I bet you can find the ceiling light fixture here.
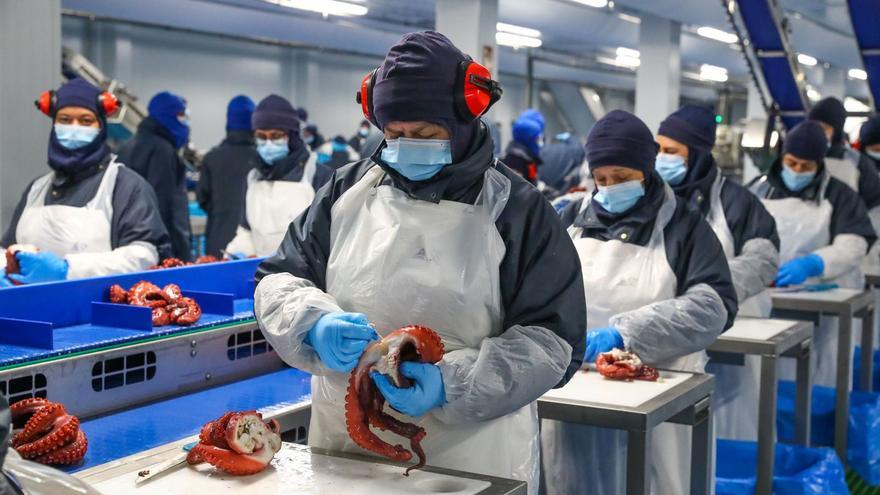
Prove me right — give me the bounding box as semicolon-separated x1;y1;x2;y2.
848;68;868;80
496;22;541;38
495;32;543;49
264;0;367;16
696;26;738;44
699;64;728;82
568;0;609;8
617;13;641;24
797;53;817;67
597;55;639;69
615;47;640;59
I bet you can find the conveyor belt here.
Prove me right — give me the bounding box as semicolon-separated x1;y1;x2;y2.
70;368;311;472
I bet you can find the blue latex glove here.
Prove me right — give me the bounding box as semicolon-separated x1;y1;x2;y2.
775;254;824;287
227;251;247;260
584;327;624;363
305;312;379;372
371;361;446;417
7;251;68;284
0;269;13;288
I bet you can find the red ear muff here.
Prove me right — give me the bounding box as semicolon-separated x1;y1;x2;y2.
455;60;502;121
98;92;120;117
356;68;380;128
35;90;56;116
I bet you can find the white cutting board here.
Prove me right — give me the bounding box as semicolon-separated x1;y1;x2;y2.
770;288;861;302
723;318;799;342
543;368;692;408
93;443;492;495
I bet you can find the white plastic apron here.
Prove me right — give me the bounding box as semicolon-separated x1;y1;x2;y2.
16;160;119;257
705;174;764;442
542;185;705;495
245;156;316;256
315;166;541;492
762;174;855;387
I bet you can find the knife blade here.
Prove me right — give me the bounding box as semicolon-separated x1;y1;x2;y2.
135;442;196;485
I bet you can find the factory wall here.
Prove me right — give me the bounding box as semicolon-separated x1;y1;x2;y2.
61;16;539;153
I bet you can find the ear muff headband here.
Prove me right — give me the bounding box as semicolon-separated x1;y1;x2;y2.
35;89;120;117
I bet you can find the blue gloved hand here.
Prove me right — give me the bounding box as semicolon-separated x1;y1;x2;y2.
305;312;379;372
0;269;14;288
7;251;68;285
371;361;446;417
584;327;624;363
227;251;247;260
775;254;824;287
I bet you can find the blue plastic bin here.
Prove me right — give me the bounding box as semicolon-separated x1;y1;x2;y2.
716;439;849;494
853;346;880;392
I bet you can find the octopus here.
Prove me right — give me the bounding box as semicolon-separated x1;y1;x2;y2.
595;348;660;381
345;325;445;475
10;398;87;465
4;244;39;285
149;255;222;270
108;281;202;326
186;411;282;475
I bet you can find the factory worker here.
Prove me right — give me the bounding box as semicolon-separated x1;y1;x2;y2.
118;91;192;261
348;119;372;154
860;116;880;169
809;98;880;265
750;121;876;386
316;136;360;170
0;79;170;287
254;31;585;493
500;110;545;185
196;95;258;258
539;131;586;193
224;95;333;257
656;105;779;441
302;124;326;151
542;110;737;495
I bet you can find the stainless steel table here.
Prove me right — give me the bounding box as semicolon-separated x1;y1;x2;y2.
538;370;714;495
863;267;880;391
771;288;874;461
708;317;814;495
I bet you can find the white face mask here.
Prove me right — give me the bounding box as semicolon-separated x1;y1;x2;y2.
867;150;880;161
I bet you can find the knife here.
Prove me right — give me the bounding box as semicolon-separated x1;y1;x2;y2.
135;441;197;485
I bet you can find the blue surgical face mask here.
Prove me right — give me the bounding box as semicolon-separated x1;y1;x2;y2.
868;150;880;161
380;137;452;181
256;138;289;165
781;164;816;192
655;153;687;185
54;124;100;150
359;127;370;138
593;179;645;214
304;135;315;145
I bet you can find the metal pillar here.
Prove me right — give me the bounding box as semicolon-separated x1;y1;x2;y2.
820;66;846;101
635;14;681;134
0;0;62;228
435;0;498;73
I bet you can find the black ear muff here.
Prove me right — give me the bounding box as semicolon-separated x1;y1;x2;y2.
356;68;380;128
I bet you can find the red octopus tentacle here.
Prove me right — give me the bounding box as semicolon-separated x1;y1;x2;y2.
189;444;274;476
15;414;80;459
12;402;66;447
33;430;87;465
173;297;201;325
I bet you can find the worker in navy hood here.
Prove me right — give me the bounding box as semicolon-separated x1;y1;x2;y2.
543;110;736;495
501;109;544;185
224;94;332;257
253;31;584;494
197;95;259;257
656;104;780;442
118;91;192;260
860;115;880;170
1;78;170;286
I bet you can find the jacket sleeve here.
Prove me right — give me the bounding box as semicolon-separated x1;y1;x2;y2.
0;182;32;250
720;182;780;301
433;178;586;425
254;164;365;376
145;145;192;260
612;208;736;364
196;155;213;214
67;169;168;277
857;153;880;209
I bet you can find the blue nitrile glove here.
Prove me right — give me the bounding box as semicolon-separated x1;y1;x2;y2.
371;361;446;417
775;254;824;287
584;327;624;362
0;269;13;288
7;251;68;284
227;251;247;260
305;312;379;372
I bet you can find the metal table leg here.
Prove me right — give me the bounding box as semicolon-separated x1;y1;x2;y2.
690;401;712;495
626;429;651;495
756;354;778;495
794;340;813;446
835;312;853;462
861;307;875;392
